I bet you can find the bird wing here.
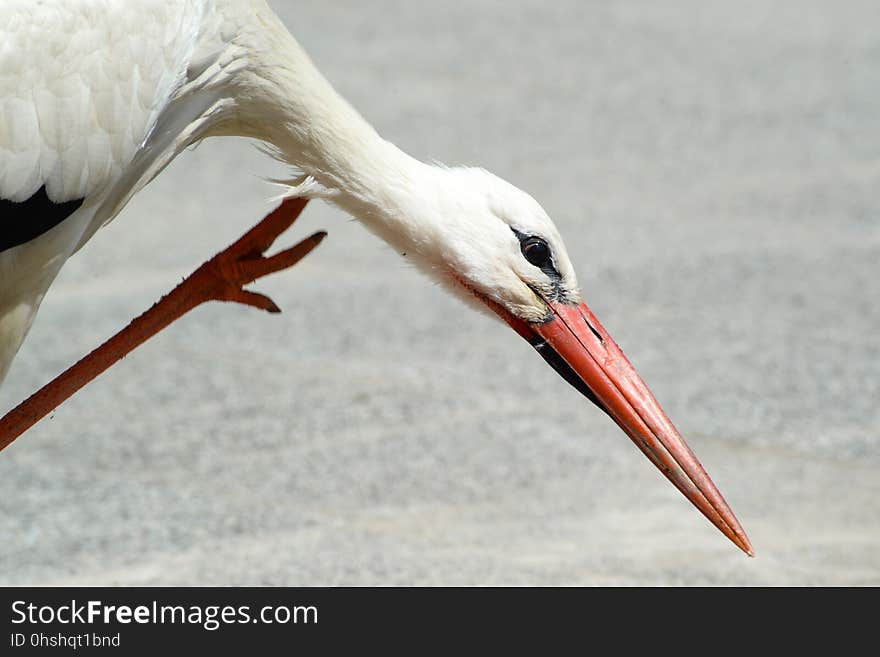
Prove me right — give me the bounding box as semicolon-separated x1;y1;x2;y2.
0;0;217;385
0;0;203;205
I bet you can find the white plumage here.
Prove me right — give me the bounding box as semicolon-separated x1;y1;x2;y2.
0;0;199;202
0;0;754;555
0;0;578;385
1;0;210;382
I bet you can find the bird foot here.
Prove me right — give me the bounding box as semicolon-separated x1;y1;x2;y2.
0;197;325;452
193;196;325;314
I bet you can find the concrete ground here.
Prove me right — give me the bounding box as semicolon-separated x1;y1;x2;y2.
1;0;878;585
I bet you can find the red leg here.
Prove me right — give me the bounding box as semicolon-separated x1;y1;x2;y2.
0;197;325;452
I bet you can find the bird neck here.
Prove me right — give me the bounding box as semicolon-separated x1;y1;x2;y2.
224;6;433;241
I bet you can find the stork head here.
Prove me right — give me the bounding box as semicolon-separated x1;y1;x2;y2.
422;167;582;323
392;165;753;555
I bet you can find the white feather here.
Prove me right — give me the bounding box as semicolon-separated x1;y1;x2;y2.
0;0;204;203
0;0;579;388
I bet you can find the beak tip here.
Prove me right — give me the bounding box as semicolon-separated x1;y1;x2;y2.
731;529;755;557
519;298;757;557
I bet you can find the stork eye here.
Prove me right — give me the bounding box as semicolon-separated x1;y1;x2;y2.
521;237;551;268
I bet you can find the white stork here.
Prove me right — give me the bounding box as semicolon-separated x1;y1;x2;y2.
0;0;752;555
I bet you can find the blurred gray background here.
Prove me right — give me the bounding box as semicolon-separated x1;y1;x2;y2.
1;0;878;585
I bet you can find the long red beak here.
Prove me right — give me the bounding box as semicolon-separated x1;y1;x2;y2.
498;297;753;556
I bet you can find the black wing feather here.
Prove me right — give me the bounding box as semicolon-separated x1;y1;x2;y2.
0;186;84;253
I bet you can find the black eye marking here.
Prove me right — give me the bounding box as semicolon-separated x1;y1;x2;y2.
511;228;560;281
511;227;567;302
522;237;551;268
